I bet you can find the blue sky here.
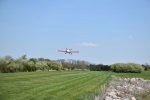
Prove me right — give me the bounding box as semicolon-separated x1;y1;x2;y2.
0;0;150;64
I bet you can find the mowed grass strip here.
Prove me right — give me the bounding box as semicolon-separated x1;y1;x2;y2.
0;71;111;100
1;71;150;100
113;71;150;80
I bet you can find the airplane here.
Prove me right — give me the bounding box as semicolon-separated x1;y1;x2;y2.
57;48;79;54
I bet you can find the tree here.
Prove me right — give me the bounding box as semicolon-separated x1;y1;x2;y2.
4;56;13;61
111;63;144;73
47;61;62;71
142;63;150;71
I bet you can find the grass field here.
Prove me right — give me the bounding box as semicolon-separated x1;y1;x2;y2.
0;71;150;100
113;71;150;80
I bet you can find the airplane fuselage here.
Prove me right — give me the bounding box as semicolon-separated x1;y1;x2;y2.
65;49;72;54
57;48;79;54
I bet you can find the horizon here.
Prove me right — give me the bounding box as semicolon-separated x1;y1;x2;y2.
0;54;148;65
0;0;150;65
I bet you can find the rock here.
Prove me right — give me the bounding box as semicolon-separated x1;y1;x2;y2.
105;96;113;100
124;78;127;81
107;91;118;98
124;98;130;100
131;97;136;100
116;91;125;97
128;87;134;93
95;95;101;100
136;87;144;93
138;78;144;81
95;78;150;100
130;78;136;84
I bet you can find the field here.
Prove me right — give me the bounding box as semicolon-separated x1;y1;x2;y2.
0;71;150;100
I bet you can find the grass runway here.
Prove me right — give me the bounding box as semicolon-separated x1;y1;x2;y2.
0;71;150;100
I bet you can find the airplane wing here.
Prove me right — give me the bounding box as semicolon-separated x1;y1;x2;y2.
71;51;79;53
57;50;66;52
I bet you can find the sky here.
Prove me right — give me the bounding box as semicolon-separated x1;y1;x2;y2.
0;0;150;64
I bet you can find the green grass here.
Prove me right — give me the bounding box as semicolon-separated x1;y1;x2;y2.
0;71;150;100
0;71;112;100
113;71;150;80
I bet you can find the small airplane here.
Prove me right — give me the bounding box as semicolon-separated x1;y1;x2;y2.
57;48;79;54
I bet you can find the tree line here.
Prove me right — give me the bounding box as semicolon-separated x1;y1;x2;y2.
0;55;149;73
0;55;90;73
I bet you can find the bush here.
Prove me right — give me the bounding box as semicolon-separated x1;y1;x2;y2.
47;61;62;71
23;61;36;72
89;64;111;71
35;61;49;71
0;56;90;73
61;62;75;70
58;59;89;70
0;59;10;73
142;64;150;71
7;61;24;72
111;63;144;73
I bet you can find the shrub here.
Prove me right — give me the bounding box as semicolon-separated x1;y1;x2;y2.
111;63;144;73
61;62;75;70
35;61;49;71
23;61;36;72
7;62;18;72
89;64;111;71
47;62;62;71
0;59;10;73
0;56;90;73
142;64;150;71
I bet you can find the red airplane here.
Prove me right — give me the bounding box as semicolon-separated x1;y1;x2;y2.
57;48;79;54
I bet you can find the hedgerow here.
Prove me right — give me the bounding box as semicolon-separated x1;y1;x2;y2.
111;63;144;73
0;55;89;73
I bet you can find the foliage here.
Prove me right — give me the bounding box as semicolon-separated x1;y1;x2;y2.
89;64;111;71
0;55;90;73
7;61;24;72
142;64;150;71
23;61;36;72
58;59;89;70
0;58;11;73
61;62;74;70
111;63;144;73
47;61;62;70
35;61;49;71
0;55;146;73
